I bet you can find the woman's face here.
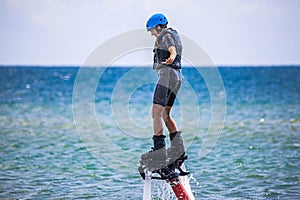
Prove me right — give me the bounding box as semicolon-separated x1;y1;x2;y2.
150;27;159;37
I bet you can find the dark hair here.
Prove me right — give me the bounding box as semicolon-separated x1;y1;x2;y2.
159;23;168;28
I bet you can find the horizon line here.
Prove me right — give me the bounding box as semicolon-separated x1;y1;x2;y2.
0;64;300;68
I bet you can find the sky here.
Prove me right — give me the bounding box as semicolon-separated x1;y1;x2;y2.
0;0;299;66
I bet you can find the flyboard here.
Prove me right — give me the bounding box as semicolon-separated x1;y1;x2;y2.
139;152;194;200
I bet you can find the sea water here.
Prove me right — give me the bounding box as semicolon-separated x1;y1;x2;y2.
0;66;299;199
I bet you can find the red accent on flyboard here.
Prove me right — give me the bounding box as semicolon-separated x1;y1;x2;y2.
170;177;191;200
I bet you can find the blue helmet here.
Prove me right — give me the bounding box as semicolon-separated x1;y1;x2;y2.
146;13;168;31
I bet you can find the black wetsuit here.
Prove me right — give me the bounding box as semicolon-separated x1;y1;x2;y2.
152;28;183;107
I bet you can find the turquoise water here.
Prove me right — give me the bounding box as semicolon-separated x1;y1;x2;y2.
0;66;299;199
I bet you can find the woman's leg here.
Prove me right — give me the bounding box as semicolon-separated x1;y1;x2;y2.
152;103;165;136
162;106;178;133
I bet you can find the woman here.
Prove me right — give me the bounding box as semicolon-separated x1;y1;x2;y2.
140;13;187;177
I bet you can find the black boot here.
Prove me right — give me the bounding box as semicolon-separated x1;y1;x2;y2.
168;131;185;162
151;135;167;170
153;135;166;151
168;131;189;176
140;135;167;172
139;135;177;180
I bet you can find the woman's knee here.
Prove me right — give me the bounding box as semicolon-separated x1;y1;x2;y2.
162;106;171;120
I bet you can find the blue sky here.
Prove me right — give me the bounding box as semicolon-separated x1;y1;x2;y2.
0;0;299;66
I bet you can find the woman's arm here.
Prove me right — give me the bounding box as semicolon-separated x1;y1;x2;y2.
162;46;177;65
